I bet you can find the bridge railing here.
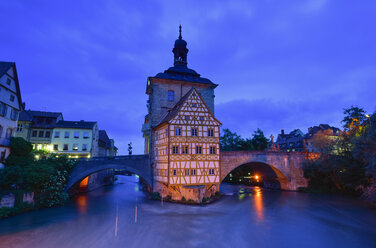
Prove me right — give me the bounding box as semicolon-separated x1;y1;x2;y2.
75;154;150;162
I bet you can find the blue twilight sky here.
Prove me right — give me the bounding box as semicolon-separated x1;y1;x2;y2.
1;0;376;154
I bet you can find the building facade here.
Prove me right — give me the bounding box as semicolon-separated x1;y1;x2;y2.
0;62;23;162
51;121;99;158
15;110;63;150
98;130;118;156
143;26;221;202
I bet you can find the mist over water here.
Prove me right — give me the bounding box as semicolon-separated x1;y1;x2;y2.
1;176;376;248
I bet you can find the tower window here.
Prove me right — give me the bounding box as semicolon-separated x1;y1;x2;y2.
175;128;181;136
191;128;198;136
173;170;177;176
168;90;175;101
196;146;202;154
208;129;214;137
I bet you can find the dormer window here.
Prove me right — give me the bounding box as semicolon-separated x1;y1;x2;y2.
6;78;11;85
168;90;174;101
10;95;15;102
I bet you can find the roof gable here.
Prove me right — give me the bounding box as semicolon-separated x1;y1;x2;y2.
156;88;221;128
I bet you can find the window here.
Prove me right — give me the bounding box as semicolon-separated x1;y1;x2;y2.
6;78;11;85
82;144;88;151
54;131;60;138
172;146;179;154
73;144;78;150
208;129;214;137
0;103;7;116
83;132;89;139
168;90;174;101
182;146;189;154
192;103;197;107
10;109;18;120
10;95;15;102
185;169;189;176
196;146;202;154
64;132;69;138
16;124;23;132
199;116;204;121
173;169;177;176
32;130;37;137
74;132;79;138
63;144;68;150
38;131;44;137
6;128;12;138
191;128;198;136
45;131;51;138
0;125;2;138
165;129;168;137
191;169;196;176
210;147;216;154
208;169;215;175
185;116;190;120
175;128;181;136
53;144;58;151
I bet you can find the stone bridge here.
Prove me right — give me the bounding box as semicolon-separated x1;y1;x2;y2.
220;151;314;190
65;155;151;193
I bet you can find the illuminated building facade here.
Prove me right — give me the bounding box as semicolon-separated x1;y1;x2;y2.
143;26;221;202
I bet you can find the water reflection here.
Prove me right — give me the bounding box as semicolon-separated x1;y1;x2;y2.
253;186;264;221
75;195;88;214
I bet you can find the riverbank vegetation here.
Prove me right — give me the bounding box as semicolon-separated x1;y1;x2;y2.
303;107;376;205
0;138;76;218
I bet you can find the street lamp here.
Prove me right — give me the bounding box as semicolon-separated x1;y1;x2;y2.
366;114;372;127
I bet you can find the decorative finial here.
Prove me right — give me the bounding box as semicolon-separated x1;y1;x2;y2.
179;25;182;39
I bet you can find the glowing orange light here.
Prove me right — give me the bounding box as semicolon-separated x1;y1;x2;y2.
255;175;259;180
79;176;89;188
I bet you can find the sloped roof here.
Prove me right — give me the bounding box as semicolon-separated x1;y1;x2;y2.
155;87;221;128
18;110;63;121
55;120;96;129
0;62;14;77
154;65;217;86
0;61;23;111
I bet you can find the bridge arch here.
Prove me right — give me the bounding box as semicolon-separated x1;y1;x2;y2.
221;161;291;190
220;151;308;191
65;155;151;195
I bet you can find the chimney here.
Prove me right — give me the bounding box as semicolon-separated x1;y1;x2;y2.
281;129;285;135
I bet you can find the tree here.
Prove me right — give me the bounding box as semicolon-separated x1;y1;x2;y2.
342;106;367;132
220;128;244;151
250;129;269;151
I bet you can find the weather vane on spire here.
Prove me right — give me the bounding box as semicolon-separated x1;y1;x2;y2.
179;25;182;39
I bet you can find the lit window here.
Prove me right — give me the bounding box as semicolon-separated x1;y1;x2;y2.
168;90;174;101
191;128;198;136
54;131;60;138
64;132;69;138
191;169;196;176
210;147;216;154
83;132;89;139
182;146;189;154
175;128;181;136
172;146;179;154
82;144;88;151
73;144;79;150
63;144;68;150
208;129;214;137
74;132;79;138
10;95;15;102
185;169;189;176
196;146;202;154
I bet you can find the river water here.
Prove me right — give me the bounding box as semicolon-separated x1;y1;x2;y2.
0;175;376;248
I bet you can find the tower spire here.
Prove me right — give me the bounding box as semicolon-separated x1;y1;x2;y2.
173;25;188;67
179;25;182;39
